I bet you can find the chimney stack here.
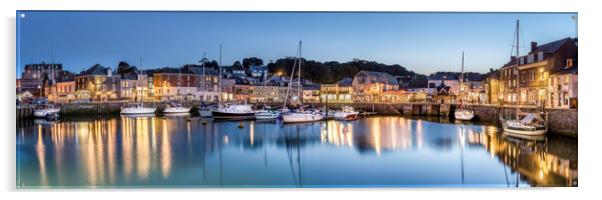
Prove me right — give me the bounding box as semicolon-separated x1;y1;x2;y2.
531;41;538;52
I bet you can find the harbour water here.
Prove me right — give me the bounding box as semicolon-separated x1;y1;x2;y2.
16;115;577;188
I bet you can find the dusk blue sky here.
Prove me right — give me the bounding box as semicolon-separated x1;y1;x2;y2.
16;11;576;77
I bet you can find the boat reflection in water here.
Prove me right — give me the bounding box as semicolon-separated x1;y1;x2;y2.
16;116;577;188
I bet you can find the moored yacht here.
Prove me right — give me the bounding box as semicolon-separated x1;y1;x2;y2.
455;108;475;121
33;104;60;118
120;103;156;115
281;41;324;123
211;104;255;119
163;102;191;114
333;106;359;121
498;20;548;136
282;110;324;123
255;109;281;120
500;112;548;136
454;51;475;121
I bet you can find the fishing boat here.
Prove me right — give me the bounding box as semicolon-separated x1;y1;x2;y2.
211;103;255;119
163;102;191;114
120;103;156;115
454;51;474;121
33;104;60;118
499;20;548;136
333;106;359;121
281;41;324;123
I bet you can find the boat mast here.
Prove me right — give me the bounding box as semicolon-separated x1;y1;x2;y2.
297;41;303;104
283;42;300;109
516;19;520;115
139;58;143;104
460;51;464;106
218;44;222;107
202;52;206;92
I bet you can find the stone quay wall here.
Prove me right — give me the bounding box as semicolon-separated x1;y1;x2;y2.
17;101;577;137
307;102;577;137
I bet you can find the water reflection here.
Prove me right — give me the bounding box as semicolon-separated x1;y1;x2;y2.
16;116;577;188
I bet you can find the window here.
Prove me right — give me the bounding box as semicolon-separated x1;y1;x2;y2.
530;71;535;81
566;59;573;67
538;52;544;61
527;54;534;63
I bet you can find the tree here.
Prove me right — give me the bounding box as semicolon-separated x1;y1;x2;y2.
242;57;264;68
117;61;131;74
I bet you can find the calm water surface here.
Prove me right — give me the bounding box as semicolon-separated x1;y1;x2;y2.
16;115;577;188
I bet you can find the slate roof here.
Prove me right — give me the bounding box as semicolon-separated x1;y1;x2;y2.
182;64;219;76
533;37;573;53
337;77;353;86
149;67;195;74
552;65;578;76
501;37;574;69
303;84;321;90
356;71;399;85
80;64;109;76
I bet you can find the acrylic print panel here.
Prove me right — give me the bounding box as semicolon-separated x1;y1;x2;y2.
15;11;578;188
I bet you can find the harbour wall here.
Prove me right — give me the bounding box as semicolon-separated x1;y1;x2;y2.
305;102;577;137
17;101;577;137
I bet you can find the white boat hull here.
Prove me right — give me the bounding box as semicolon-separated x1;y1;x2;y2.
120;107;156;115
282;113;324;123
502;124;547;136
255;113;280;119
454;109;474;121
500;115;547;136
333;111;359;121
163;107;191;114
33;109;60;118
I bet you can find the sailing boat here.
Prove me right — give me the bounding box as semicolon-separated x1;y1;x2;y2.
197;52;215;118
121;59;156;115
255;70;281;120
282;41;324;123
164;68;191;114
454;51;475;121
211;45;255;119
499;20;548;136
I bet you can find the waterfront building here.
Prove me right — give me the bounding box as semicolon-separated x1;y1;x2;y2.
548;60;578;109
303;84;321;103
75;64;119;101
427;75;460;96
151;67;199;101
180;64;221;102
352;71;399;102
495;38;577;107
47;80;76;103
119;73;149;101
220;78;236;102
233;84;253;102
18;63;64;97
231;64;247;77
432;80;456;104
248;65;268;78
250;85;289;103
320;78;353;103
484;69;501;105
